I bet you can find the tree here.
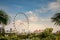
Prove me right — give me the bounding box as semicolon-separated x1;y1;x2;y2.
51;13;60;25
37;28;56;40
51;13;60;40
0;10;9;36
55;31;60;40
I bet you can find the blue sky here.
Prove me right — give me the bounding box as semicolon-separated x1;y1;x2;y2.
0;0;57;17
0;0;60;32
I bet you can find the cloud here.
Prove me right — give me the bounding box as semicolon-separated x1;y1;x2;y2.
25;11;39;22
35;7;49;13
35;2;60;14
29;16;39;22
57;0;60;3
26;11;33;14
4;1;60;33
49;2;60;11
4;17;60;33
24;10;60;33
5;12;51;33
5;20;28;33
23;16;60;33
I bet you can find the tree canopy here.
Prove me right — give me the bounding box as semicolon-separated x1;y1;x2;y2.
51;13;60;26
0;10;9;25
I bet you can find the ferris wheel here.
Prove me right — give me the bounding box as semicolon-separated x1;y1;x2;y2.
13;12;29;33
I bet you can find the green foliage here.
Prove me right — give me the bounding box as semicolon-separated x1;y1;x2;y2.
31;37;40;40
55;31;60;40
0;35;20;40
0;36;8;40
51;13;60;25
0;10;9;25
0;10;9;36
17;34;27;39
0;28;60;40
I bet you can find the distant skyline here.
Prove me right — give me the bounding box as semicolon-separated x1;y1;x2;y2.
0;0;60;33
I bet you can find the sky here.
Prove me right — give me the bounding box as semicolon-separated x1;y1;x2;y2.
0;0;60;33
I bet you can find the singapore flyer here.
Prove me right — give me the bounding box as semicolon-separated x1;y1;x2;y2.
13;12;29;33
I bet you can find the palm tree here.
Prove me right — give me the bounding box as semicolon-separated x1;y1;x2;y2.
0;10;9;36
51;13;60;26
